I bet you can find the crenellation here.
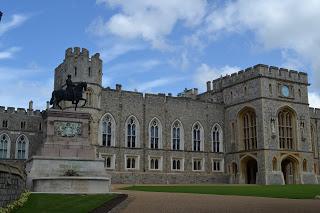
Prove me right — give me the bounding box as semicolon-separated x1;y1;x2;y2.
309;107;320;119
279;68;289;78
73;47;81;55
16;108;26;114
205;64;309;94
33;110;41;116
81;48;89;57
7;107;15;113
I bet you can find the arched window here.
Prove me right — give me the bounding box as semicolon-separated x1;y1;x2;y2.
99;113;115;147
272;157;277;171
212;124;223;153
303;159;307;172
240;108;257;150
278;108;295;149
172;120;184;150
126;116;139;148
15;135;28;160
172;158;183;171
149;118;162;149
0;134;10;159
192;122;204;151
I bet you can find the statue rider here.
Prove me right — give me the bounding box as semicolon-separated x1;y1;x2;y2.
66;75;76;102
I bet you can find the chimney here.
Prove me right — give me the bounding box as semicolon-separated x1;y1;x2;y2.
116;84;122;91
206;81;212;91
46;101;50;110
28;100;33;111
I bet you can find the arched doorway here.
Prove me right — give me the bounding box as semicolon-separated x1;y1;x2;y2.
241;156;258;184
281;156;299;184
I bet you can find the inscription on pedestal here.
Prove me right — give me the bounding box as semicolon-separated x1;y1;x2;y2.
54;121;81;137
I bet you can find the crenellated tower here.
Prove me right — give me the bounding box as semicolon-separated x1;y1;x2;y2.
54;47;103;110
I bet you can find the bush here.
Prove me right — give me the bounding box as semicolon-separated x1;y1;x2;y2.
0;191;31;213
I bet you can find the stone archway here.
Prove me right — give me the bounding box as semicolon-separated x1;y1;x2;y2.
281;156;299;184
240;156;258;184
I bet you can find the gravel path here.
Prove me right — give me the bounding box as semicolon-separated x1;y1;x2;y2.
111;185;320;213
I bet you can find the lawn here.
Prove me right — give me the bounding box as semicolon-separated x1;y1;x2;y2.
13;193;116;213
122;185;320;199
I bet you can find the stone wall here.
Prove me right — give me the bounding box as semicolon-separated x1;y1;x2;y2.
0;162;26;208
0;106;43;161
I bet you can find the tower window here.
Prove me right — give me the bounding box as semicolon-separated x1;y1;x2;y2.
21;121;26;130
74;67;77;76
2;120;8;128
88;67;91;77
269;84;272;94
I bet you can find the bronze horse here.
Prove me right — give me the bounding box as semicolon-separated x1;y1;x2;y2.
50;82;87;110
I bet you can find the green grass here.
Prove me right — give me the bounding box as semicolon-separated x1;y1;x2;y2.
122;185;320;199
13;193;116;213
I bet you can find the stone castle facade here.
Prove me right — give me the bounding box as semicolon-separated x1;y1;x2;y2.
1;47;319;185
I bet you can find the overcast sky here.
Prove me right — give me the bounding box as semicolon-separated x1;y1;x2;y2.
1;0;320;109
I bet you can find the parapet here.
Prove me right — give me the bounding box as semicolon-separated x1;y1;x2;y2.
65;47;101;62
0;106;42;116
309;107;320;119
177;88;198;98
207;64;308;92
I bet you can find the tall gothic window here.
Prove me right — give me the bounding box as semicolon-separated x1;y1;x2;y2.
192;122;203;151
212;124;223;153
16;135;28;159
241;109;257;150
149;118;162;149
311;125;316;157
172;120;183;150
278;108;295;149
0;134;10;159
126;116;139;148
101;113;115;147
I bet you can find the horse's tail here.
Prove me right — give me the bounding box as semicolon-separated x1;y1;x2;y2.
49;91;55;105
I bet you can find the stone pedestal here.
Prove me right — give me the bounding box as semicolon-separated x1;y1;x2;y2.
26;110;111;193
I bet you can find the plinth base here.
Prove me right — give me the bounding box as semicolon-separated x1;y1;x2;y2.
26;156;111;193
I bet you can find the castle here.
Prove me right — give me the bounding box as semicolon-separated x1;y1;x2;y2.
0;47;319;185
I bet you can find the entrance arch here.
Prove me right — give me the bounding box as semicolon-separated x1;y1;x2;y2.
281;155;299;184
240;155;258;184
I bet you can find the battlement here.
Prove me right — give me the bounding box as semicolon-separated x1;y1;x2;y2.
65;47;101;61
309;107;320;119
177;88;198;98
0;106;42;116
207;64;308;92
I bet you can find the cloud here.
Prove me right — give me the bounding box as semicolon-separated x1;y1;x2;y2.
309;92;320;108
0;47;21;60
130;77;184;92
91;0;207;49
203;0;320;87
0;65;52;109
0;14;29;36
99;42;145;62
194;64;240;91
108;59;162;75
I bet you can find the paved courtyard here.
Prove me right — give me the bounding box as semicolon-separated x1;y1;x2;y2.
111;185;320;213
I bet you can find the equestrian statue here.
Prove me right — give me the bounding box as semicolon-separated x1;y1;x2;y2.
50;75;87;110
